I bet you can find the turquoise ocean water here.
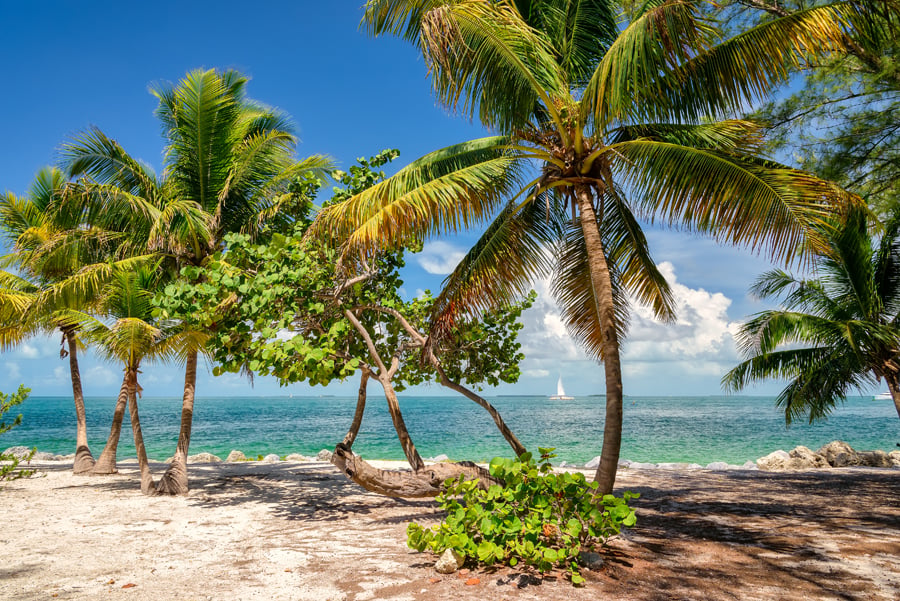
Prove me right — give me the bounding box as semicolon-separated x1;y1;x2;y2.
3;394;898;465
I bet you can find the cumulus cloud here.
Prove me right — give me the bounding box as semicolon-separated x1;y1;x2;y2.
416;241;467;275
623;262;740;368
514;262;742;389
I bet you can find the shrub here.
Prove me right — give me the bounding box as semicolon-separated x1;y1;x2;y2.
407;448;637;584
1;385;36;483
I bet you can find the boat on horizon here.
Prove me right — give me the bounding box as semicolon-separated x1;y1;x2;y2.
549;375;574;400
874;392;892;400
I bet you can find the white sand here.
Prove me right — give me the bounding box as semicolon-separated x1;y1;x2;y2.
2;459;898;600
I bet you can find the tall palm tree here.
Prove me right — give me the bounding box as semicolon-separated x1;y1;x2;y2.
60;69;333;494
724;205;900;422
1;168;149;474
316;0;861;493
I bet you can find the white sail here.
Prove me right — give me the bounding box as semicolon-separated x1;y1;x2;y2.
550;375;573;400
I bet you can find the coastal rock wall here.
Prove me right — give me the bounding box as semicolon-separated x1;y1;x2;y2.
757;441;900;471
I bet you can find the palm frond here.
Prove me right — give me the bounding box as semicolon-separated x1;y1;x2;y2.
581;0;714;127
611;139;859;265
430;193;563;336
313;136;526;253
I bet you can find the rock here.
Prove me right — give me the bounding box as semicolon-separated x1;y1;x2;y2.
434;549;465;574
756;450;791;471
261;454;281;463
584;456;601;469
706;461;731;471
617;459;632;468
578;551;604;570
187;453;222;463
226;450;247;462
687;463;704;470
284;453;309;462
857;450;893;468
788;446;829;469
427;454;449;462
817;441;860;467
629;462;656;469
316;449;333;462
890;451;900;467
740;460;759;471
558;461;567;468
2;446;34;460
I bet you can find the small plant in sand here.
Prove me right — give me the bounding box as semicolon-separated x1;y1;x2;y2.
407;449;637;584
1;385;36;482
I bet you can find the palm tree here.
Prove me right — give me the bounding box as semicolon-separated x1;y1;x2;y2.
60;69;333;494
63;264;204;493
724;206;900;422
1;168;148;474
316;0;861;493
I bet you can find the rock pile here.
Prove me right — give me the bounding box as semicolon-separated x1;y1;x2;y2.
757;441;900;471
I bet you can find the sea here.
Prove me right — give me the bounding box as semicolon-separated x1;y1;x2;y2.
2;394;898;466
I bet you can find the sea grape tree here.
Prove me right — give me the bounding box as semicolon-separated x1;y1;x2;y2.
155;152;534;497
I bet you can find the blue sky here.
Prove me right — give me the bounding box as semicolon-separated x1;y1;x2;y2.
0;1;838;398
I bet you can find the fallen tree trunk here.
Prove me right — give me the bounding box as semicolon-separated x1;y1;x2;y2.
330;443;500;498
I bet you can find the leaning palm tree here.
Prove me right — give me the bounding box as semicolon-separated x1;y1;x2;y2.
1;168;149;474
724;205;900;422
60;69;333;494
316;0;862;493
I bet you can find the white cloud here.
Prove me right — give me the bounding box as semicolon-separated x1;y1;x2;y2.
18;343;40;359
416;241;466;275
53;366;67;382
513;262;742;393
85;365;117;387
623;262;740;367
4;361;21;380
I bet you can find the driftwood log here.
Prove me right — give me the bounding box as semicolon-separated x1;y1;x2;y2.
330;443;501;498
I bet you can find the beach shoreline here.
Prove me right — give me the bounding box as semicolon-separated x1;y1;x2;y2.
2;460;898;600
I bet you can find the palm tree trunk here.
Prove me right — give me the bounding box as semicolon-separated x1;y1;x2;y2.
155;350;197;495
575;185;624;496
886;374;900;421
65;328;95;474
125;367;155;495
89;371;129;475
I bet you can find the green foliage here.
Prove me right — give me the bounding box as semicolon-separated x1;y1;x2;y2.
724;204;900;423
407;449;637;584
1;385;36;483
154;150;533;392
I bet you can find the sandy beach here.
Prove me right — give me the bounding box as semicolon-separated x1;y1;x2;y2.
1;459;898;601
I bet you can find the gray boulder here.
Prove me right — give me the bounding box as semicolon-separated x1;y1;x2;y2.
756;450;791;471
2;446;34;460
578;551;604;570
857;450;893;468
427;454;449;462
788;445;829;468
434;549;465;574
316;449;333;462
817;441;860;467
187;453;222;463
226;450;247;462
284;453;310;462
706;461;731;471
261;454;281;463
584;456;602;469
890;451;900;467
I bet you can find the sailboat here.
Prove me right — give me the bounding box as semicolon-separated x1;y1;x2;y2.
549;375;574;400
